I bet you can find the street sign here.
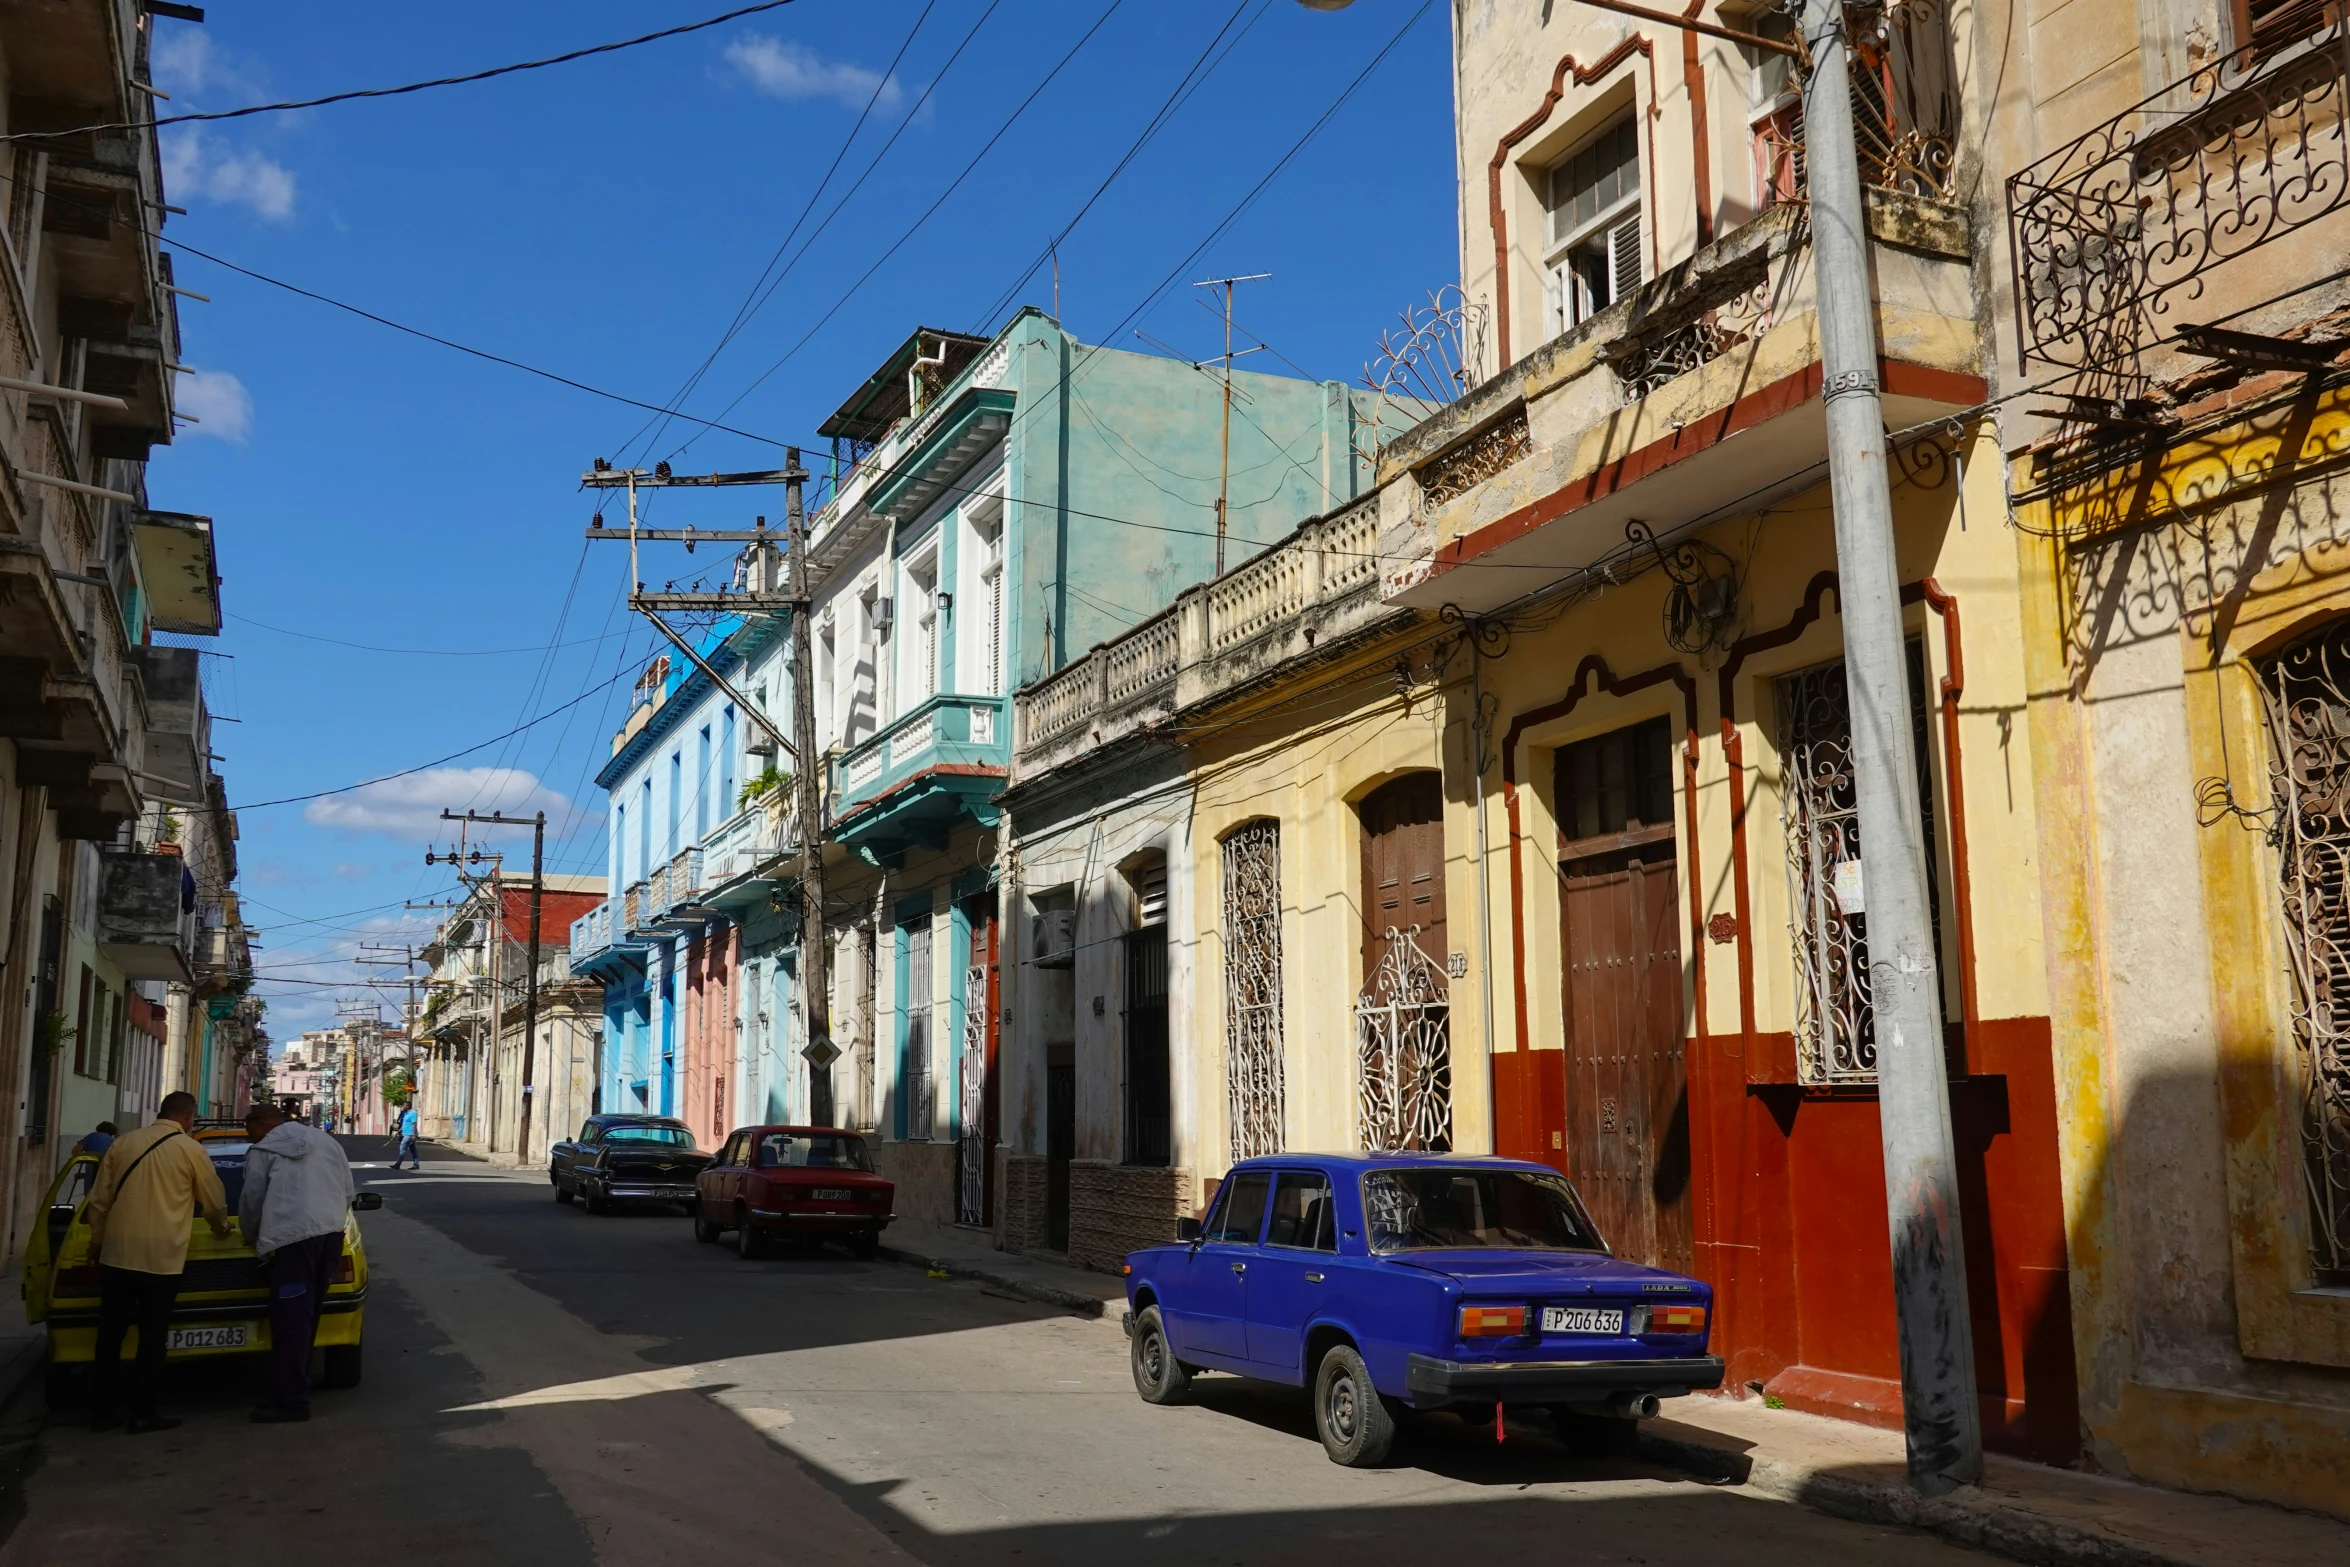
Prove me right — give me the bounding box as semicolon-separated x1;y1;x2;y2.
802;1035;840;1070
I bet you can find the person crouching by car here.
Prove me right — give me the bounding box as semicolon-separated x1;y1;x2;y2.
85;1091;231;1434
240;1102;355;1423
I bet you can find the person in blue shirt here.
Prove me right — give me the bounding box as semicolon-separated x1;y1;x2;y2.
76;1121;118;1156
395;1104;421;1170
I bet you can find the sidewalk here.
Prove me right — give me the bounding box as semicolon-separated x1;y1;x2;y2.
877;1219;1123;1317
1637;1396;2350;1567
0;1264;43;1407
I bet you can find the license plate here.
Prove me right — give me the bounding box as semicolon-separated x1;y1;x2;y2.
166;1324;251;1352
1541;1307;1624;1335
810;1188;852;1201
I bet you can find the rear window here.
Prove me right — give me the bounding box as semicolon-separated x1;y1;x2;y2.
207;1142;250;1212
604;1124;695;1147
1361;1167;1605;1254
757;1132;871;1170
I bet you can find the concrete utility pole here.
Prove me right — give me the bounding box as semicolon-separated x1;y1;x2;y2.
1798;0;1980;1493
784;448;837;1126
443;810;546;1162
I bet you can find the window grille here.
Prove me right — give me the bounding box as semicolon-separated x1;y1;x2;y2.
1221;820;1286;1161
2259;621;2350;1283
904;921;932;1140
958;956;988;1224
1777;645;1944;1084
1356;925;1452;1152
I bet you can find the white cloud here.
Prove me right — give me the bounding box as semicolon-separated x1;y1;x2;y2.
163;128;297;221
304;768;572;841
173;369;252;443
724;34;905;113
151;29;218;94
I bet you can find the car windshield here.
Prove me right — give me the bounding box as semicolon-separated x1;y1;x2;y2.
1361;1167;1605;1254
206;1142;250;1213
603;1124;694;1147
757;1132;870;1170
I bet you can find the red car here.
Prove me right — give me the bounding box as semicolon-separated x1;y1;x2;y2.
691;1125;895;1259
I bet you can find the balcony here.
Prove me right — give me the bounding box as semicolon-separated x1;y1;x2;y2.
648;847;710;929
96;847;194;984
569;898;651;972
829;692;1009;865
700;799;797;914
2007;0;2347;377
1016;497;1399;783
1380;193;1981;613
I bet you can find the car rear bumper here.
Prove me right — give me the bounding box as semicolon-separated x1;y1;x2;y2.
1405;1353;1725;1408
745;1209;894;1231
605;1184;698;1201
45;1295;366;1362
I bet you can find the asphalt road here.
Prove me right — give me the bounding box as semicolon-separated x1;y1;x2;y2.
0;1137;1992;1566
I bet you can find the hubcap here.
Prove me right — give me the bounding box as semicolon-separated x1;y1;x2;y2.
1142;1333;1165;1383
1327;1371;1358;1441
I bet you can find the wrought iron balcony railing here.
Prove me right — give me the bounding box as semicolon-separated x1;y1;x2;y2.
2007;0;2349;372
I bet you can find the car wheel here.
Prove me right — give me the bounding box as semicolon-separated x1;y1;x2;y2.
735;1208;764;1259
321;1344;363;1390
1549;1409;1638;1458
692;1206;721;1245
584;1183;610;1215
553;1173;573;1205
1313;1343;1398;1467
1129;1306;1193;1405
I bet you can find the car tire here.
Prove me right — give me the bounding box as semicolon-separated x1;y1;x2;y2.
321;1344;363;1390
735;1209;764;1260
584;1183;610;1215
553;1173;573;1204
692;1206;721;1245
1549;1409;1638;1458
1128;1306;1193;1405
1313;1343;1398;1467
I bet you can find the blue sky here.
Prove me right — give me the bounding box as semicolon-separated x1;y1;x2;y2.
143;0;1458;1039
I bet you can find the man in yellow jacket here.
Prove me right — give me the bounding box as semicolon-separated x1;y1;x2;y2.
84;1091;230;1433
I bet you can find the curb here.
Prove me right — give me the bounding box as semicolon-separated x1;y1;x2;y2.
877;1242;1111;1318
1637;1427;2211;1567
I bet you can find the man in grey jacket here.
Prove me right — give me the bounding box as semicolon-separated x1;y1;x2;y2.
240;1102;356;1423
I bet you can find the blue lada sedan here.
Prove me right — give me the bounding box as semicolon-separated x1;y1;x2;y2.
1123;1153;1724;1465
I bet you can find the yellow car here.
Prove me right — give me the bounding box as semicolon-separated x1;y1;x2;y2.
21;1130;380;1402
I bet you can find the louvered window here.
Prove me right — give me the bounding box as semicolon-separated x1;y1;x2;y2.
1543;115;1644;335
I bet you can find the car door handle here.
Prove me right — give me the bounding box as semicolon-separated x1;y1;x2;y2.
1229;1262;1247;1275
1304;1272;1324;1284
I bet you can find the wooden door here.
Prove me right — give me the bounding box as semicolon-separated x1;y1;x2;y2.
1360;773;1447;973
1556;718;1692;1273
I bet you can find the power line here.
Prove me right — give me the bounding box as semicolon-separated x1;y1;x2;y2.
6;0;808;142
226;611;632;658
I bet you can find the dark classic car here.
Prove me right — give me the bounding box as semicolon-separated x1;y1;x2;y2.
1123;1153;1723;1466
548;1116;711;1213
691;1126;894;1259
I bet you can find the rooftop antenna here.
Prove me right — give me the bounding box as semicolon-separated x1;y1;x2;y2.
1193;273;1271;574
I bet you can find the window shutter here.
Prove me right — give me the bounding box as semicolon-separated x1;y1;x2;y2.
1612;212;1644;300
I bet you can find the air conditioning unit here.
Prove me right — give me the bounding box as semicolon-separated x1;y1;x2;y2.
869;596;894;633
1032;909;1076;969
747;730;779;757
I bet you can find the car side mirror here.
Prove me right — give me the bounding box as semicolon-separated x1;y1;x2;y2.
352;1192;384;1211
1176;1217;1202;1243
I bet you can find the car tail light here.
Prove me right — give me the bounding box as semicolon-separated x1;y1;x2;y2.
335;1254;356;1285
1458;1304;1526;1337
1648;1303;1706;1334
55;1265;100;1292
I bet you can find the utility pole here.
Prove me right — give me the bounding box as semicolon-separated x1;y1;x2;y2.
443;810;546;1163
1193;273;1269;574
1798;0;1979;1494
425;844;503;1144
784;448;837;1125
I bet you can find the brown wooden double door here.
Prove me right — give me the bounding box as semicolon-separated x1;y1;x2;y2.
1555;717;1693;1273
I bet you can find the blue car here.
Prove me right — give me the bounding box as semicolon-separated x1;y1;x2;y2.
1123;1153;1724;1465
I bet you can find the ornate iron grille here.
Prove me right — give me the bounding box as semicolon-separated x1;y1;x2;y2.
1355;925;1453;1152
904;921;932;1140
1778;647;1943;1084
958;958;987;1226
1221;820;1287;1161
1611;271;1777;398
2259;621;2350;1282
2007;0;2348;372
1416;409;1530;507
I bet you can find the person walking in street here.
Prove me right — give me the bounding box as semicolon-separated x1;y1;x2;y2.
240;1101;355;1423
395;1103;420;1170
84;1091;230;1433
76;1121;118;1156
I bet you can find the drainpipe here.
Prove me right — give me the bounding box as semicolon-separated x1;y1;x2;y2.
1798;0;1980;1494
1468;636;1500;1152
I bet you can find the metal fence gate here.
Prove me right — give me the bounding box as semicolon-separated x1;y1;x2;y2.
1356;925;1452;1151
904;920;932;1140
958;954;987;1225
1221;820;1286;1160
2261;620;2350;1283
